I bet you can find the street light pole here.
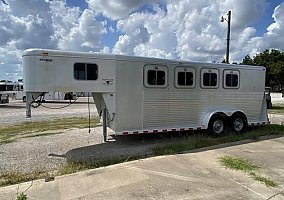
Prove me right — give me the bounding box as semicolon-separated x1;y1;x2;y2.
221;10;231;64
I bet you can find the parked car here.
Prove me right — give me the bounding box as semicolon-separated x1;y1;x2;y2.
265;87;272;109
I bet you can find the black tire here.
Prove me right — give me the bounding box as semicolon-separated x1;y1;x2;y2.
208;114;227;136
23;96;26;102
230;113;247;134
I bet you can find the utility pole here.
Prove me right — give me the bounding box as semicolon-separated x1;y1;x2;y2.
221;10;231;64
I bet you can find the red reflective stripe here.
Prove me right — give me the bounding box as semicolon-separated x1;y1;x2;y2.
162;129;167;132
180;128;185;131
171;129;176;132
143;130;148;133
123;132;128;135
153;130;158;133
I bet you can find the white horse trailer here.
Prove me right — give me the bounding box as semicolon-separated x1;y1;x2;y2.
23;49;269;137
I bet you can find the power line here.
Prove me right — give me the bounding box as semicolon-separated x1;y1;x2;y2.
209;22;226;52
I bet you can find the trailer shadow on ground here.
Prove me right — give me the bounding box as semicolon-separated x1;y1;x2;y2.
0;104;26;109
64;131;283;165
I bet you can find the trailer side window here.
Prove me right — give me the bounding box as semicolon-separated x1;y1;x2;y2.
74;63;98;81
201;68;219;88
223;70;239;88
147;70;165;85
178;72;193;86
175;67;195;88
203;73;217;86
144;65;168;88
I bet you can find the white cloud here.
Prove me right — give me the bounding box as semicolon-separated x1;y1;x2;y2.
220;0;268;29
0;44;22;80
112;0;278;63
263;2;284;48
0;1;55;49
1;0;284;81
56;9;106;51
87;0;161;20
113;6;176;58
0;0;107;81
234;1;284;60
100;46;111;54
0;0;55;80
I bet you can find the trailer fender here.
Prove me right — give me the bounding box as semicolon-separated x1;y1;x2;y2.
201;109;246;129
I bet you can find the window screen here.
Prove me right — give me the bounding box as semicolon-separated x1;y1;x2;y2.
147;70;165;85
203;73;217;86
225;74;238;87
224;70;239;88
74;63;98;80
87;64;98;80
178;72;193;86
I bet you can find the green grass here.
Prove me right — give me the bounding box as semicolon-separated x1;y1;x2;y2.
0;171;46;187
58;155;141;175
251;173;278;187
269;103;284;115
16;193;28;200
219;156;259;172
152;125;284;156
0;117;99;144
23;131;64;138
0;156;139;186
220;156;278;187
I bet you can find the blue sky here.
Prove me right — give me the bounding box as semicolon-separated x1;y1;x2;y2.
0;0;284;81
253;0;284;35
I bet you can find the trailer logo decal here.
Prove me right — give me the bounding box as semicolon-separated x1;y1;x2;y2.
39;58;53;62
102;79;114;85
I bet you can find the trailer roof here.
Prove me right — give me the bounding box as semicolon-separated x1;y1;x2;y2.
23;49;265;71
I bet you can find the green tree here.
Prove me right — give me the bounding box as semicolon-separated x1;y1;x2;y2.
241;55;254;65
241;49;284;91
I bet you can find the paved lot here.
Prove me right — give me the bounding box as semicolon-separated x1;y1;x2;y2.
0;136;284;200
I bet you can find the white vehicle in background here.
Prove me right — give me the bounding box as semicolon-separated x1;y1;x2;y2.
0;80;19;104
16;78;76;102
23;49;269;139
16;91;76;102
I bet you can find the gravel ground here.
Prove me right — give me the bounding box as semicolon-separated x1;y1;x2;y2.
0;126;161;173
0;98;98;127
0;128;103;173
0;98;159;174
0;96;284;175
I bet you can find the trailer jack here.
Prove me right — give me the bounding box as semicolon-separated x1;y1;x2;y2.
103;108;108;142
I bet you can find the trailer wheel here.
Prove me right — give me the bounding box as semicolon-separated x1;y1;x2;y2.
23;96;26;102
230;113;247;134
208;114;227;136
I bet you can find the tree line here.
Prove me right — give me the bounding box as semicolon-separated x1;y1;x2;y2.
241;49;284;91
